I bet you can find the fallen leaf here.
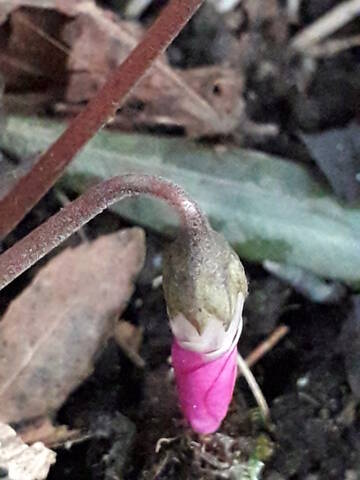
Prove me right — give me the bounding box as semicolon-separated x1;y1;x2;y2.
18;417;81;448
64;2;244;136
0;422;55;480
0;1;241;137
2;116;360;286
0;7;68;93
0;228;145;423
0;1;84;24
301;122;360;203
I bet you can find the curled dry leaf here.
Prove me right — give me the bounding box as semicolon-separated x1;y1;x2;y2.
0;228;145;424
0;0;243;137
18;417;81;448
0;1;85;23
0;422;55;480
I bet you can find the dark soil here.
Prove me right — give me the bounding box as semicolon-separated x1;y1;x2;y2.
2;186;360;480
44;234;360;479
6;204;353;479
1;0;360;478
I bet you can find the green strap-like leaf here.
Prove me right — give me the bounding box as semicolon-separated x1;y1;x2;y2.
1;116;360;285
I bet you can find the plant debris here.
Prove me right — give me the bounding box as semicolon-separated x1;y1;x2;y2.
0;228;145;424
1;0;360;478
0;0;239;138
0;422;55;480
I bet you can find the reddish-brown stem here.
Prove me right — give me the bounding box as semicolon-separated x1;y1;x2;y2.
0;174;209;291
241;325;289;373
0;0;204;240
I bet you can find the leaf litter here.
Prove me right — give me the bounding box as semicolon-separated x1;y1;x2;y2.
0;0;242;137
1;0;360;478
0;228;145;424
0;422;55;480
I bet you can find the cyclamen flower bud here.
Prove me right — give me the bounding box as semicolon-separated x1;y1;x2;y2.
163;227;247;434
0;171;246;435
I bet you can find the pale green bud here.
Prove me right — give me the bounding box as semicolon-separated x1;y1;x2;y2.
162;227;247;356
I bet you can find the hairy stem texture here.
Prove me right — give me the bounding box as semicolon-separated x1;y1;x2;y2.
0;175;208;290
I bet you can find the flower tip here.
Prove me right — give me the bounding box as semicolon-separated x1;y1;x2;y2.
172;341;237;435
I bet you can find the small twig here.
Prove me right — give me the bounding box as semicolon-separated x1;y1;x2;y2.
237;353;270;421
298;392;321;408
244;325;289;368
236;326;289;421
291;0;360;52
0;0;204;240
287;0;301;25
155;436;178;453
114;320;146;369
151;451;171;479
125;0;154;18
307;34;360;57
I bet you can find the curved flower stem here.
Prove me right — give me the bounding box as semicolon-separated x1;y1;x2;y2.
0;0;204;240
0;174;209;291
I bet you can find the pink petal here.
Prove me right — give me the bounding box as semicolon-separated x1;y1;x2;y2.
172;341;237;434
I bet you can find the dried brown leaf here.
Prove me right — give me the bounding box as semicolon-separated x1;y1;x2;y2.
0;422;55;480
0;1;244;136
67;3;235;136
0;7;69;92
0;228;145;424
19;417;82;448
0;0;88;24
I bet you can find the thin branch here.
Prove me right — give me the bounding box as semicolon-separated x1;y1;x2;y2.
125;0;154;18
291;0;360;52
0;174;208;291
236;325;289;421
0;0;204;240
237;352;270;421
244;325;289;368
306;34;360;57
287;0;301;25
